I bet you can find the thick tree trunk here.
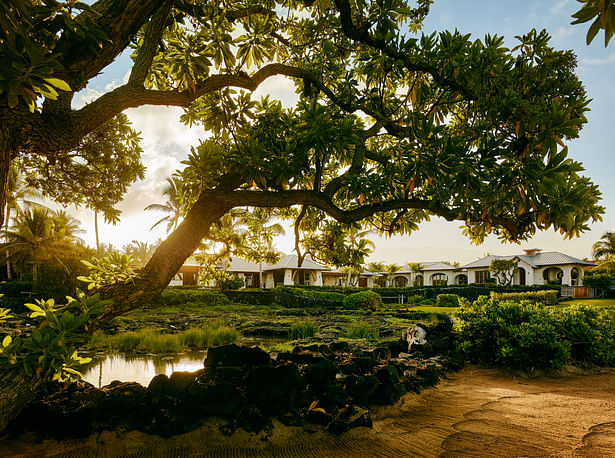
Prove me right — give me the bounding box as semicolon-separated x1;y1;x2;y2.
0;367;50;434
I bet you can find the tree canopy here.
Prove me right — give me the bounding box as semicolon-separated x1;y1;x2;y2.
0;0;605;315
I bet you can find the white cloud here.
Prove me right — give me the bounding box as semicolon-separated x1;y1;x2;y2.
551;0;570;14
582;53;615;65
125;105;205;156
252;75;299;108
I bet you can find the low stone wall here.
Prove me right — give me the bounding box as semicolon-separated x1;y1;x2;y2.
8;320;463;440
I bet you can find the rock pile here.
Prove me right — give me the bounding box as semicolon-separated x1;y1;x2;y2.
11;320;462;440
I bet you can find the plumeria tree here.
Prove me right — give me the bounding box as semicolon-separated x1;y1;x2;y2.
0;0;607;430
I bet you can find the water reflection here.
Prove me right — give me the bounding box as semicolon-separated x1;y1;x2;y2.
81;337;288;388
81;352;206;388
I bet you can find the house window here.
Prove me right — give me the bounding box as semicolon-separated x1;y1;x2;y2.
359;277;368;288
475;270;490;284
431;273;448;286
304;271;311;285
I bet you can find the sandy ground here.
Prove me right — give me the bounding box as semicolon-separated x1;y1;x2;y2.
2;365;615;457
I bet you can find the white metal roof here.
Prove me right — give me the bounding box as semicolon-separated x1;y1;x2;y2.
461;251;595;269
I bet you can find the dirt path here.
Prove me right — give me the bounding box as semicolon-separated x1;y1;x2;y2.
2;366;615;457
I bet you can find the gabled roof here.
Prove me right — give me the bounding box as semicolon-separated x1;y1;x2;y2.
421;262;459;271
266;254;329;271
227;257;260;273
461;251;595;269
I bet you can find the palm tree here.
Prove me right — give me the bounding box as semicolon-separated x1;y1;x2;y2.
592;231;615;260
122;240;156;267
383;263;401;287
1;208;81;288
239;208;285;288
145;177;183;233
3;165;41;279
344;226;374;286
367;261;386;287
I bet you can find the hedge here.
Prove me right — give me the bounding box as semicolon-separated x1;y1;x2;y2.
154;289;231;307
489;290;558;306
224;288;344;308
436;293;460;307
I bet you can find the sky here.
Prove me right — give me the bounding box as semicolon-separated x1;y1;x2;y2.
61;0;614;266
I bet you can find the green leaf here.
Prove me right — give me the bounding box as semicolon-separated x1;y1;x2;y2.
44;78;72;92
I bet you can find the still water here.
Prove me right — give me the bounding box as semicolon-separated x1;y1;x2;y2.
81;351;207;388
80;337;286;388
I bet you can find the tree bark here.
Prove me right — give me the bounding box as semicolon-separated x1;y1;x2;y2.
0;368;50;434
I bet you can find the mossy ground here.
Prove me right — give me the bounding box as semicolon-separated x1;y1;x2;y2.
90;300;452;354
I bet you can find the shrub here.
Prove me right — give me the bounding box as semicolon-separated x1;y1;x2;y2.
346;321;379;339
453;297;570;370
454;298;615;370
489;290;558;305
218;276;245;291
419;298;436;306
436;293;460;307
405;295;424;305
154;289;231;307
343;290;383;310
289;320;319;339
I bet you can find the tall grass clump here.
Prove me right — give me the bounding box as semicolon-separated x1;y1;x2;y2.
289;320;319;339
346;321;379;340
89;321;239;354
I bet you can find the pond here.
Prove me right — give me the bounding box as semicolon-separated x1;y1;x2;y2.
80;337;288;388
81;351;207;388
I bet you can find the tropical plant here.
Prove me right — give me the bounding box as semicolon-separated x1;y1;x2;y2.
383;264;402;287
122;240;156;267
22;114;145;258
572;0;615;46
1;208;82;288
239;208;285;288
3;164;41;279
489;258;519;286
145;177;184;233
367;261;387;287
302;221;374;286
592;231;615;261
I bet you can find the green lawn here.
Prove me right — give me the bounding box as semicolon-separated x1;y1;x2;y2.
405;306;458;314
556;298;615;307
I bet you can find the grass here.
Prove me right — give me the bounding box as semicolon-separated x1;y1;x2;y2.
289;320;319;339
558;298;615;306
405;305;458;314
90;320;240;354
346;321;379;340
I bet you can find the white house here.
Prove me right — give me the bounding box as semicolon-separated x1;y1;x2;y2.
461;249;595;286
388;262;466;287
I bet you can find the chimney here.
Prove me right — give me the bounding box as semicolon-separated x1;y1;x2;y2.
523;248;542;257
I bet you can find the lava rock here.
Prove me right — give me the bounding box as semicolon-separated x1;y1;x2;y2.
98;381;149;430
372;346;391;362
304;359;337;388
244;362;303;416
205;344;270;370
329;405;372;433
329;341;351;353
200;382;242;416
344;375;378;405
